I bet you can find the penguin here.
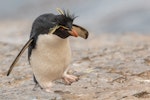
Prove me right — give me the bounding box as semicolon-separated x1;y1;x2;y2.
7;8;88;92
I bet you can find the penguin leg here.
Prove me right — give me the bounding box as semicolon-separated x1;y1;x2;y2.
33;75;53;92
62;67;79;85
33;75;38;84
32;75;43;91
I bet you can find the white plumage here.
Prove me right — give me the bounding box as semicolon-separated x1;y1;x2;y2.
30;34;72;91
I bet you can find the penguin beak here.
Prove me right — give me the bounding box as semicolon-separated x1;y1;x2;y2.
68;29;78;37
61;24;88;39
71;24;89;39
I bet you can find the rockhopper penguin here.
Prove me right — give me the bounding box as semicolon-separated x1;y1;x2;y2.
7;8;88;92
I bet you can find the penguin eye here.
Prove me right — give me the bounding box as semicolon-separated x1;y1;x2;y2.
60;27;65;31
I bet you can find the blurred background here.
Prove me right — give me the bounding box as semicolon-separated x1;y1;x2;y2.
2;1;150;99
0;0;150;44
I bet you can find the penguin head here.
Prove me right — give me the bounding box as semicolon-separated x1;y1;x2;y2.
52;9;88;39
53;11;77;39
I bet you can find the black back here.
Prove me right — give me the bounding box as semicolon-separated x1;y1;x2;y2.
28;13;55;60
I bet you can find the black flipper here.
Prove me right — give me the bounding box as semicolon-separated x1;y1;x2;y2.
7;39;33;76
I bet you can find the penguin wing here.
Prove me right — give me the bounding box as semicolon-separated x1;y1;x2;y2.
7;39;33;76
72;24;89;39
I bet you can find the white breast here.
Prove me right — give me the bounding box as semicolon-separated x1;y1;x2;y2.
30;34;71;88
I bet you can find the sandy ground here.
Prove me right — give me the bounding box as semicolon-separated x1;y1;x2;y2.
1;32;150;100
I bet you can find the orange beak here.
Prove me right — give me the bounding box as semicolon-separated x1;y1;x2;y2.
69;29;78;37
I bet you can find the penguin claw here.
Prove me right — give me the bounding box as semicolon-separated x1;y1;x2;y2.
62;74;79;85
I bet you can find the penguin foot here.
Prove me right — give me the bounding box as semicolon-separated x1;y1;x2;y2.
43;82;53;93
44;88;53;93
62;74;79;85
32;84;43;91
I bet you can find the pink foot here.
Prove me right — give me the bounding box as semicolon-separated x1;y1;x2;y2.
42;82;53;93
62;74;79;85
44;88;53;93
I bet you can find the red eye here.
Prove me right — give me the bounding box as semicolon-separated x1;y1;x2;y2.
61;28;64;30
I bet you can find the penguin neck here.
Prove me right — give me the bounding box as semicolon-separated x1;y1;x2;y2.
37;34;70;47
49;34;69;45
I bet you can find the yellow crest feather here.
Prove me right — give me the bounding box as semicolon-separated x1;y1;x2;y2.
56;8;64;15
